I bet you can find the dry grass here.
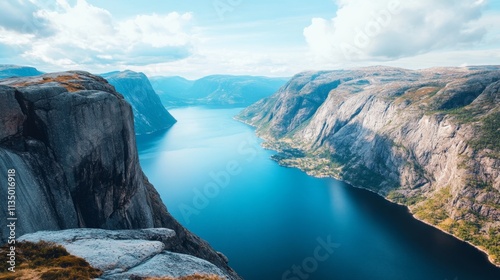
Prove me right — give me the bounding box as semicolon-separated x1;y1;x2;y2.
12;74;85;92
394;86;441;106
0;241;102;280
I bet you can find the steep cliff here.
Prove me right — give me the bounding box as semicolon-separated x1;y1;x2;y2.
0;71;240;279
151;75;288;107
237;66;500;264
101;70;177;135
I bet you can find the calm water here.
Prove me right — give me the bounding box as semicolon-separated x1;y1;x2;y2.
137;106;500;280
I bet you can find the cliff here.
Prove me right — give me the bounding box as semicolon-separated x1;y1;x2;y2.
0;71;240;279
151;75;288;107
237;66;500;264
101;70;177;135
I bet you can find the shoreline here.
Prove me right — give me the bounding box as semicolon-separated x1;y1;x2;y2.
233;114;500;268
274;158;500;268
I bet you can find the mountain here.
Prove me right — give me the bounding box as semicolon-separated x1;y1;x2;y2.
101;70;177;135
0;65;43;79
0;71;240;279
150;76;194;99
237;66;500;265
151;75;288;107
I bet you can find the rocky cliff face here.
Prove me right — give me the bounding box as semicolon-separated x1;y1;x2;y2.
102;70;176;135
151;75;288;107
0;71;239;279
237;66;500;264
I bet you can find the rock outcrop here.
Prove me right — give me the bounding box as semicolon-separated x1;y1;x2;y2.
19;228;230;279
101;70;176;135
237;66;500;264
0;71;240;279
151;75;288;107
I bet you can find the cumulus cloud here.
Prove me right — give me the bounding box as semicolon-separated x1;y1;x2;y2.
304;0;488;62
0;0;195;68
0;0;54;37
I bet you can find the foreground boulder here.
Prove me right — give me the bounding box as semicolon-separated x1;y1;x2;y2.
19;228;229;279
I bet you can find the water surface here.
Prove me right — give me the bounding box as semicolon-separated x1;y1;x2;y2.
138;106;500;280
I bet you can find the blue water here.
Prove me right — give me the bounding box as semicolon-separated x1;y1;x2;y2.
137;106;500;280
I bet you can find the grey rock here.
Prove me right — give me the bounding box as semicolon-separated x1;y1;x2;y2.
0;71;240;279
238;65;500;258
107;252;227;280
19;228;228;279
101;70;176;135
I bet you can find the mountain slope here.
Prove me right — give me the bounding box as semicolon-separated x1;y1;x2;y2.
101;70;177;135
151;75;288;107
0;65;43;79
237;66;500;265
0;71;240;279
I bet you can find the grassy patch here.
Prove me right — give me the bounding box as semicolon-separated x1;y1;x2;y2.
413;186;452;225
387;191;425;206
0;241;102;280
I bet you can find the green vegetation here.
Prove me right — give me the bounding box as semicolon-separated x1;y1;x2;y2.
413;186;452;225
471;111;500;153
412;185;500;265
387;191;425;206
445;107;481;123
342;164;391;191
0;241;102;280
447;221;500;264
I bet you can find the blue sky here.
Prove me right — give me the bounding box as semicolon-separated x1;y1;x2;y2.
0;0;499;78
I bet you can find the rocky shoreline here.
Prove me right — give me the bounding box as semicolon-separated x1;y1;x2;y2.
269;148;500;268
236;66;500;268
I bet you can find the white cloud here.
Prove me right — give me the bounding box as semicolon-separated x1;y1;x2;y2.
304;0;489;62
0;0;195;68
0;0;54;36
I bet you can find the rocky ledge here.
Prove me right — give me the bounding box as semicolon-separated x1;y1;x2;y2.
19;228;229;279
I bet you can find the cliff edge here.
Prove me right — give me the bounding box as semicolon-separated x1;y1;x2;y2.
0;71;240;279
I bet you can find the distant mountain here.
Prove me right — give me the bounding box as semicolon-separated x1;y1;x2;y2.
0;65;43;79
150;75;288;107
237;65;500;266
101;70;176;135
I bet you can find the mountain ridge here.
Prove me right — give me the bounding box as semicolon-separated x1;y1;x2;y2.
151;74;288;107
237;65;500;265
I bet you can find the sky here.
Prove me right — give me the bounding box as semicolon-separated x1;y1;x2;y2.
0;0;499;79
